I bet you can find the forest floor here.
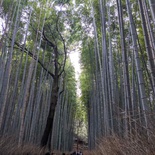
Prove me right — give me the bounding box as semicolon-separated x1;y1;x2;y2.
1;135;155;155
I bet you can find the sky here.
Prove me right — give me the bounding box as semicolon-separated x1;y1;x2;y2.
69;49;81;97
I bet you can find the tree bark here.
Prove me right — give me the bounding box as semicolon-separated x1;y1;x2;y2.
41;78;59;147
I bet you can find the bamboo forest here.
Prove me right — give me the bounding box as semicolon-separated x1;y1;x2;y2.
0;0;155;154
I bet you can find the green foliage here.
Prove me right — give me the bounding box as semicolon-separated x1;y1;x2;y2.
65;58;76;96
54;0;70;5
1;0;12;15
80;37;95;111
80;71;91;109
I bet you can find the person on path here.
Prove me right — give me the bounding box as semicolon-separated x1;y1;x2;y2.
79;151;83;155
77;152;80;155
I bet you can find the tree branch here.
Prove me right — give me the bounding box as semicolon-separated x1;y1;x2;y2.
42;27;56;49
55;13;67;77
13;41;55;79
59;71;66;96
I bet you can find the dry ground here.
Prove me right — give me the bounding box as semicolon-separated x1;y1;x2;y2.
1;134;155;155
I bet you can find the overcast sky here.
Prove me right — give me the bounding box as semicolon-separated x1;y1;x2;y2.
69;49;81;96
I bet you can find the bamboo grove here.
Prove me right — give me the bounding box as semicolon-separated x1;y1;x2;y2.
80;0;155;150
1;0;155;153
0;0;77;151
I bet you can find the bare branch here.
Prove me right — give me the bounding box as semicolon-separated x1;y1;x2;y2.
42;27;56;49
47;24;57;45
13;41;55;79
55;13;67;77
59;71;66;96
